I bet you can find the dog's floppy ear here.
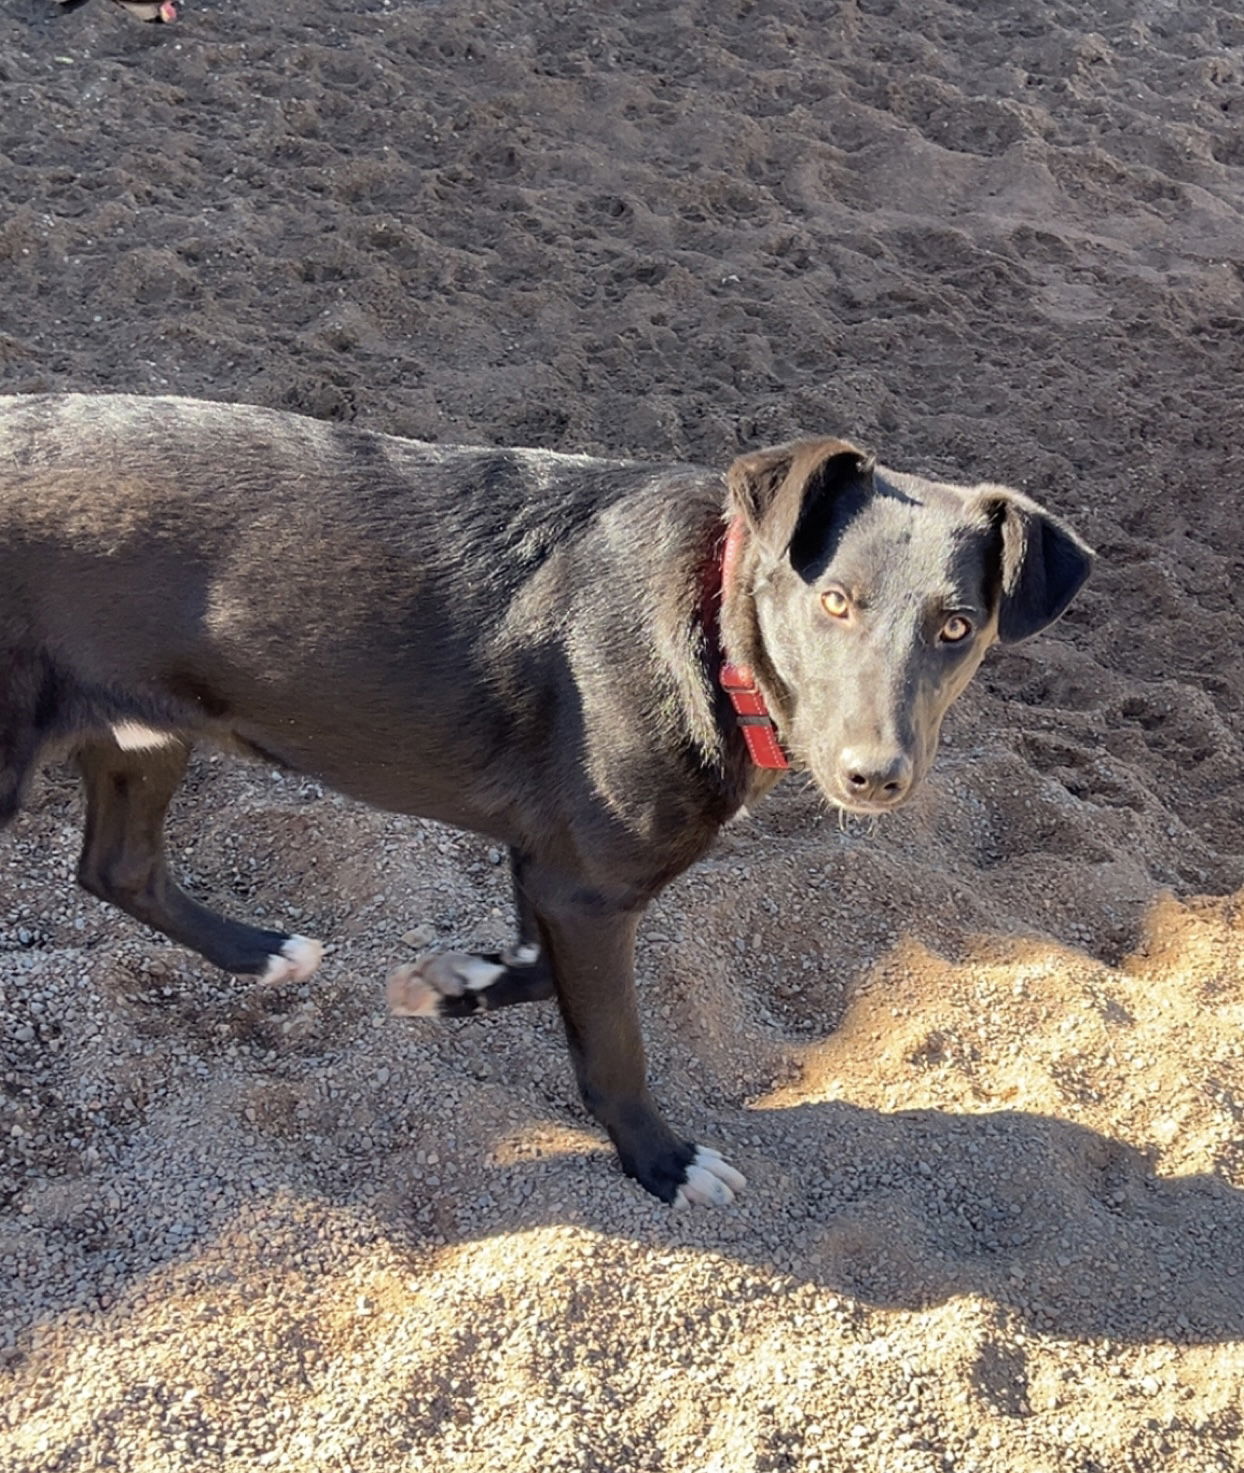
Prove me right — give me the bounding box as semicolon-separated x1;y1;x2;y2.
983;487;1095;643
727;438;875;566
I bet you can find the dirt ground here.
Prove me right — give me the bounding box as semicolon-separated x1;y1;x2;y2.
3;0;1244;1469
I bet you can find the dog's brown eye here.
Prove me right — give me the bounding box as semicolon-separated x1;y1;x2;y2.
941;615;973;643
821;588;851;619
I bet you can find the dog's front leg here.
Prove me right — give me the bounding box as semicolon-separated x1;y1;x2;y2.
529;874;745;1208
386;847;555;1018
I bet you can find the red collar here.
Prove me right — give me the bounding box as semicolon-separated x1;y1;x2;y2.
707;519;790;771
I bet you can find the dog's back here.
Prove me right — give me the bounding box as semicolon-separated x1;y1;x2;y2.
0;394;720;832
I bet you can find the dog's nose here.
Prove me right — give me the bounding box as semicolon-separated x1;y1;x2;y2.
838;748;913;806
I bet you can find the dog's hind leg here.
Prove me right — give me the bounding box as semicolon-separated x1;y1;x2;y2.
0;711;40;832
387;847;555;1019
0;743;34;832
75;738;322;982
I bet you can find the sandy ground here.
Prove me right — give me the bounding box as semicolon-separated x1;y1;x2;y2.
3;0;1244;1469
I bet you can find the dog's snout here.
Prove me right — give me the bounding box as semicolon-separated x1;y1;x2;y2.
837;747;913;807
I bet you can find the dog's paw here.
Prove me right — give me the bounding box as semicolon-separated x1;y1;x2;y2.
386;951;505;1017
673;1147;747;1208
260;935;323;985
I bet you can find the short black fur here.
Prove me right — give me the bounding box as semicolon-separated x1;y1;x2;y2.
0;394;1093;1206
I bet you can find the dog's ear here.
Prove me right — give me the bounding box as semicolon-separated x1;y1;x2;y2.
983;488;1095;643
727;439;875;566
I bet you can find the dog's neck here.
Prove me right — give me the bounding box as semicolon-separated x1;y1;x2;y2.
705;519;789;771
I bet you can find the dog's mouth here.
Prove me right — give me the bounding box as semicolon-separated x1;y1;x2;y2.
826;789;911;818
815;766;924;817
800;743;928;818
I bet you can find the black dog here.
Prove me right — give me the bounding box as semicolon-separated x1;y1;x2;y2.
0;394;1093;1206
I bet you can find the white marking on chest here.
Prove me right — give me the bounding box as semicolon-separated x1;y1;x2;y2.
110;722;177;751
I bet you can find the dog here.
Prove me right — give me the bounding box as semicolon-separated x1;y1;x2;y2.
0;394;1093;1206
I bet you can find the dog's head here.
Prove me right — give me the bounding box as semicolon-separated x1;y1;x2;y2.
725;438;1094;813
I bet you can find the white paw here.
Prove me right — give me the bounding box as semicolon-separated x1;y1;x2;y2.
501;942;540;967
260;935;323;985
386;951;505;1017
673;1147;747;1208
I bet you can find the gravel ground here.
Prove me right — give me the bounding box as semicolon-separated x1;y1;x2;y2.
3;1;1244;1470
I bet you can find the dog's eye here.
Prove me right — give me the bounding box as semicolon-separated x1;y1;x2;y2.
821;588;851;619
941;614;973;643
